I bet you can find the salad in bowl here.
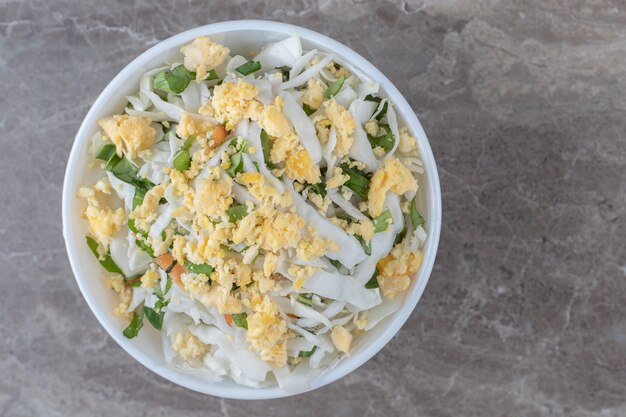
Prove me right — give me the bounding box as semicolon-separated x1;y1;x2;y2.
69;25;436;395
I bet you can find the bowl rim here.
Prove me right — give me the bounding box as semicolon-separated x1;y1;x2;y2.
62;19;442;400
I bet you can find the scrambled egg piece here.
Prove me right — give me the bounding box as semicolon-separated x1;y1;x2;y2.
186;148;212;180
106;275;132;320
204;80;262;130
364;120;379;136
259;96;291;138
269;131;299;164
176;113;214;140
246;295;288;367
331;326;352;353
98;115;156;159
285;150;321;184
308;192;331;214
172;332;209;362
259;210;305;253
354;315;368;330
326;61;351;79
324;99;355;157
78;186;125;247
347;219;375;243
312;116;331;144
313;116;331;144
169;169;190;196
301;78;326;110
172;235;187;264
297;230;338;260
373;146;386;157
129;183;167;232
140;269;160;288
194;167;233;219
326;167;349;189
367;158;418;217
237;172;289;206
398;127;418;154
93;177;112;194
212;258;252;290
263;253;278;278
288;264;318;290
182;267;243;314
377;245;423;298
180;36;229;81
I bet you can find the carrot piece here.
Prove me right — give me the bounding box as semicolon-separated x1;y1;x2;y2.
154;253;174;270
225;314;233;326
205;124;228;155
169;262;185;289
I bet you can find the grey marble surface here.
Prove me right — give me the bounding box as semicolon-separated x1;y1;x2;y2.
1;0;625;416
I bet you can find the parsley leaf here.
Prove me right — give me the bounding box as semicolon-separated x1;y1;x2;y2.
85;236;124;275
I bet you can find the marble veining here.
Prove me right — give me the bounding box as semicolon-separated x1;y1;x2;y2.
1;0;625;416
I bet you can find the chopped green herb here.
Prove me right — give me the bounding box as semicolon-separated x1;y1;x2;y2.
132;187;146;210
123;311;144;339
154;65;196;94
323;76;345;99
95;144;116;161
104;153;122;172
232;312;248;329
410;198;425;228
227;204;248;223
172;149;191;171
394;225;407;245
375;101;388;121
367;124;394;152
127;219;155;257
307;182;327;197
365;269;379;289
85;236;124;275
185;261;214;275
98;147;154;192
260;129;277;168
329;259;342;269
172;137;194;172
143;306;165;330
373;209;393;233
340;163;369;199
226;152;243;177
356;235;372;256
204;69;219;81
154;275;172;298
364;94;382;103
297;293;313;307
298;346;318;358
110;157;140;184
164;275;172;294
235;60;261;76
225;139;249;178
302;103;316;116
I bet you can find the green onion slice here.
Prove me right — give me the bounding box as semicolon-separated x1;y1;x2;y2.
235;60;261;76
323;76;345;99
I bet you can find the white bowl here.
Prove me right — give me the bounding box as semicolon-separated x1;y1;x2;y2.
62;20;442;399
